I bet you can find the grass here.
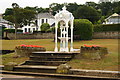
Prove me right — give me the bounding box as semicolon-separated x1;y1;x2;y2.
1;39;119;71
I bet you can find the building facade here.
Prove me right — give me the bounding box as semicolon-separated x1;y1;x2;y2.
37;13;55;31
99;0;119;3
103;13;120;24
22;12;55;33
0;14;14;29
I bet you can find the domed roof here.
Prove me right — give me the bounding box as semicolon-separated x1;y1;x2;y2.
55;6;74;22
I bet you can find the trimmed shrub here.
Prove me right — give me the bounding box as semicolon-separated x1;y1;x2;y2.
4;28;23;33
41;23;50;32
46;27;55;33
94;24;120;32
74;19;93;40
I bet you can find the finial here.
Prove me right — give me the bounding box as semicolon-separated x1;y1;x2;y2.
62;6;66;10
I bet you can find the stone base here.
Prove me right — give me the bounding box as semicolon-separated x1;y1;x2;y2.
74;47;108;60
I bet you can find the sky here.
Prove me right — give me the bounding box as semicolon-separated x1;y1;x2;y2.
0;0;99;13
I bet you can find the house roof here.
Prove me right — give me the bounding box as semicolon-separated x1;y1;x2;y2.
37;13;54;19
0;18;10;23
105;13;120;21
111;13;119;17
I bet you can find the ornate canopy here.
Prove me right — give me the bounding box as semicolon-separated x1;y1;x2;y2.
54;6;74;24
54;6;74;52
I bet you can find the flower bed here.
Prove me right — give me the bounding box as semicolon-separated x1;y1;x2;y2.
79;44;108;60
84;44;100;47
15;44;46;57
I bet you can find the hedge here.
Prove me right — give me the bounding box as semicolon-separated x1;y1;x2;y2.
41;23;50;32
74;19;93;40
46;27;55;33
94;24;120;32
0;26;6;38
4;29;23;33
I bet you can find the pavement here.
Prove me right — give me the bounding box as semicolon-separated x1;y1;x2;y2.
0;74;74;80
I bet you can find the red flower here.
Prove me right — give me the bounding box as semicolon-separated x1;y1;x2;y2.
92;45;100;47
18;44;43;48
84;44;92;47
84;44;100;47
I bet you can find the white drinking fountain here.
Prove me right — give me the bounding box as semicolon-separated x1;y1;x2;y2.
54;6;74;52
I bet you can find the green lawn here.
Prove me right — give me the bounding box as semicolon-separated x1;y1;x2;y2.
1;39;119;71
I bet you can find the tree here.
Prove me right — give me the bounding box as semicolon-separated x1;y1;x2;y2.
85;2;98;9
23;9;37;26
12;3;21;39
74;5;101;23
66;3;79;13
97;2;113;16
112;1;120;14
74;19;93;40
3;3;37;39
3;8;13;16
49;3;64;15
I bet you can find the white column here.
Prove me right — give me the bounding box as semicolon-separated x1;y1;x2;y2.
66;21;69;52
54;22;58;52
63;27;66;51
37;19;41;31
70;20;74;52
31;28;33;33
27;28;28;33
60;27;63;52
23;28;25;33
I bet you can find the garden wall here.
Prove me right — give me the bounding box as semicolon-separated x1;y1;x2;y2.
5;33;54;39
93;31;119;39
4;31;119;39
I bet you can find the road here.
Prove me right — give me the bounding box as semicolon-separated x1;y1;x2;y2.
0;74;77;80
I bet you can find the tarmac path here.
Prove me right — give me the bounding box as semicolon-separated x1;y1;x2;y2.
0;74;77;80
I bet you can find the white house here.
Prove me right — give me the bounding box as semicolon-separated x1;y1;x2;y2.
22;24;37;33
0;14;14;29
99;0;119;3
103;13;120;24
37;13;55;31
22;13;55;33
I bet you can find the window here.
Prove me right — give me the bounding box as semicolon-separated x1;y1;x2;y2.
25;28;27;32
46;19;48;23
28;28;31;33
33;28;35;31
41;19;44;24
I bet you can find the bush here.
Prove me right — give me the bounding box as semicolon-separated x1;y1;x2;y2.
4;62;17;71
46;27;55;33
4;28;23;33
41;23;50;32
94;24;120;32
0;26;6;38
74;19;93;40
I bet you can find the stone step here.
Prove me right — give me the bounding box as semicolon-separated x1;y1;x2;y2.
29;56;72;61
31;54;73;58
22;52;79;66
31;52;76;58
23;60;67;66
2;70;119;80
13;65;57;73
